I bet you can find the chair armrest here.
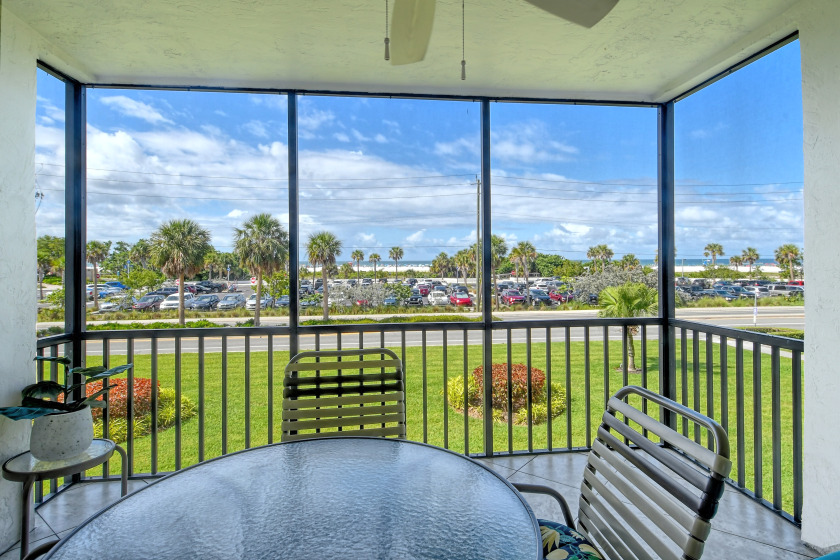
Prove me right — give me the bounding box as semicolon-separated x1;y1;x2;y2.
513;482;574;527
22;539;59;560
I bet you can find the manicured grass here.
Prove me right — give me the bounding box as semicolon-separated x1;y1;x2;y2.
83;337;801;515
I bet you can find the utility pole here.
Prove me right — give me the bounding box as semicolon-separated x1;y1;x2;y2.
475;175;481;311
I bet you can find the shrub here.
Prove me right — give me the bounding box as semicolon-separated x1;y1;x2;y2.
87;377;156;421
93;388;196;444
447;364;566;425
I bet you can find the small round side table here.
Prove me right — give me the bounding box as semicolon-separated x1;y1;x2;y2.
2;439;127;560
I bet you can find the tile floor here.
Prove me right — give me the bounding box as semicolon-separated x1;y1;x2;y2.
1;453;818;559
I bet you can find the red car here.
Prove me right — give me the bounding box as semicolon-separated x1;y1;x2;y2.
416;284;431;296
549;290;575;303
500;289;526;305
449;292;473;306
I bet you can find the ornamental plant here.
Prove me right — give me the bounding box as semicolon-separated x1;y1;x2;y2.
0;356;132;420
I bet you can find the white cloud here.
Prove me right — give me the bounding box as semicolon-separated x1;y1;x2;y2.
357;232;377;244
351;129;369;142
334;132;350;142
406;229;426;243
100;96;173;124
374;134;387;143
299;109;335;131
243;120;268;138
227;209;247;218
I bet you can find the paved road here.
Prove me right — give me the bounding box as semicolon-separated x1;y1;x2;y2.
72;306;803;356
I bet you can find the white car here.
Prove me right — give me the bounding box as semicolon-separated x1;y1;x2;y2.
428;291;450;306
160;293;194;310
246;294;274;310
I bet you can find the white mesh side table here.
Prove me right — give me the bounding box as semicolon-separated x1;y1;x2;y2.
2;438;127;560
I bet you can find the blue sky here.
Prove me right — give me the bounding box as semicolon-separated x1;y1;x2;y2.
34;41;803;265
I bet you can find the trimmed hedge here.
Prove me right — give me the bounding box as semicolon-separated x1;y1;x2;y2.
735;326;804;340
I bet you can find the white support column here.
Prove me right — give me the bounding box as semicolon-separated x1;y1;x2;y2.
800;0;840;552
0;5;38;551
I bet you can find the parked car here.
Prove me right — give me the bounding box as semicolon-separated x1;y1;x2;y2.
188;294;220;310
407;289;424;307
549;290;575;303
428;291;450;306
181;284;197;295
133;294;165;312
383;295;400;306
160;293;194;310
722;286;752;298
148;286;178;297
217;293;247;309
449;291;472;306
197;280;224;292
97;296;135;312
416;284;431;296
246;294;274;310
742;286;772;298
500;289;526;306
275;295;291;307
527;289;553;306
104;281;128;291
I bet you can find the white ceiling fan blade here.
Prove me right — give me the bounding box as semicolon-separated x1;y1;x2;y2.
524;0;619;28
390;0;436;65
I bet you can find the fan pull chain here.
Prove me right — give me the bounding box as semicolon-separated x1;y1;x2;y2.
460;0;466;79
384;0;391;61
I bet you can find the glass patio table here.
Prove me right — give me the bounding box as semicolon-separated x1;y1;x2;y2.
44;437;542;559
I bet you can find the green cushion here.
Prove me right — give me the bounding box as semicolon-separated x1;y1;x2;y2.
538;519;603;560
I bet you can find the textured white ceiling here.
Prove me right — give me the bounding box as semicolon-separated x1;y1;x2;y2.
7;0;799;102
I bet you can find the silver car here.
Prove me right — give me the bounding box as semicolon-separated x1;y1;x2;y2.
246;294;274;310
217;293;247;309
160;293;194;310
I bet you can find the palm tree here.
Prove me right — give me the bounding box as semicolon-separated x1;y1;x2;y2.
430;252;452;280
729;255;743;271
490;235;508;310
704;243;724;267
129;238;151;269
587;244;613;272
598;283;658;371
389;246;404;280
774;244;802;283
150;219;212;325
742;247;759;278
619;253;640;271
307;231;343;320
454;249;472;287
86;240;111;309
510;241;536;303
369;253;381;282
351;250;365;282
233;213;289;326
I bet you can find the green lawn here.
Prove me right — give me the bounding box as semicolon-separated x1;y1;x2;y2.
79;337;802;515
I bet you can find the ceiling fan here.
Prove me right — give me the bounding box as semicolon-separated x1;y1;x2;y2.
386;0;618;65
387;0;620;66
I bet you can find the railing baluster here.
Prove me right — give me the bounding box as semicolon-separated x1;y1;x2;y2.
221;335;228;456
680;327;688;436
602;325;609;411
101;339;110;481
126;339;135;476
584;326;591;449
706;333;714;449
151;338;159;475
526;328;533;453
422;329;428;443
771;346;782;511
245;334;251;449
507;329;513;454
753;342;763;500
463;329;469;456
720;335;729;436
175;336;182;471
792;349;803;524
692;330;701;444
563;326;570;450
443;330;449;450
198;336;206;462
267;333;273;445
736;338;745;487
641;325;648;438
621;325;628;386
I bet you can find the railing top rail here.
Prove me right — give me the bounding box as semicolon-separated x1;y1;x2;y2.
670;318;804;352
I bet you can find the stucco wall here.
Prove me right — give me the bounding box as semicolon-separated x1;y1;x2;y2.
0;5;37;552
800;0;840;552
